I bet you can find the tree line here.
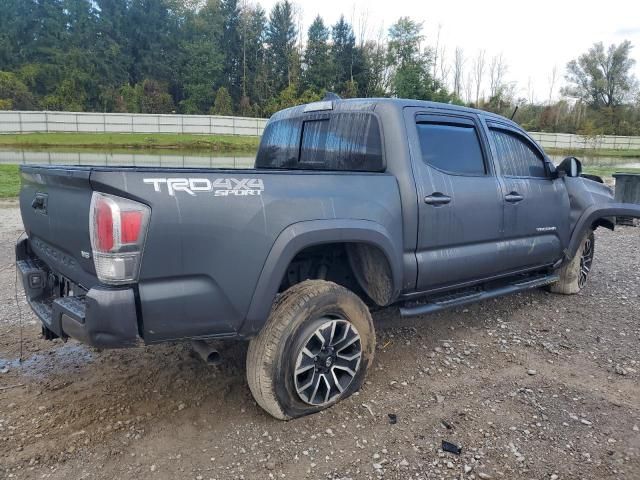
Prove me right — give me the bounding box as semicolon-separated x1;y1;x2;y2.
0;0;639;135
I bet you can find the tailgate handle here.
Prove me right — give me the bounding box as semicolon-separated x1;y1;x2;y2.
32;193;48;214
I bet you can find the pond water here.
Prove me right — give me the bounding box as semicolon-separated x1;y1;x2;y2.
1;149;639;171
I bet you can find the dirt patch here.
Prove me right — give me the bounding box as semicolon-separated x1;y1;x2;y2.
1;204;639;479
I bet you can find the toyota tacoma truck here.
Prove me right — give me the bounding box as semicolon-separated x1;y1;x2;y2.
16;97;640;420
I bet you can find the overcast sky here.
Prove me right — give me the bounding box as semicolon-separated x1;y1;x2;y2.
259;0;640;103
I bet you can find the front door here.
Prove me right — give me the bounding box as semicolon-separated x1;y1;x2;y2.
486;122;569;272
405;109;505;291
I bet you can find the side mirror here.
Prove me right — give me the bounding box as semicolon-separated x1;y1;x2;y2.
557;156;582;177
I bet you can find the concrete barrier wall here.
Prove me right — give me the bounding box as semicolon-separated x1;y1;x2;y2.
0;111;268;136
2;111;640;150
529;132;640;150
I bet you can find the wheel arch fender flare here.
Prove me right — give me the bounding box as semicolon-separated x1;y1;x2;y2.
241;219;403;335
566;202;640;259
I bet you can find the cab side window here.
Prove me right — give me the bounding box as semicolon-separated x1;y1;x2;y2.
490;128;547;178
416;122;486;175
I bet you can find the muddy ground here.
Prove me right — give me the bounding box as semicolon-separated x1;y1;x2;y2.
1;198;639;480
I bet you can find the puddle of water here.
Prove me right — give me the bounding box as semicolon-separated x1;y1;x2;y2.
0;342;93;378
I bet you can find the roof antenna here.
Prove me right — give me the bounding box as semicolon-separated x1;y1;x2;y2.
510;105;519;121
323;92;341;101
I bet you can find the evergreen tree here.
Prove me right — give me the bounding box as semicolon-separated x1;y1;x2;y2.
387;17;432;100
211;86;233;115
303;16;332;92
178;0;224;114
266;0;297;95
239;4;267;114
331;16;355;94
220;0;242;102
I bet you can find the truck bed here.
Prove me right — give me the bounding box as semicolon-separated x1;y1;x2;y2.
18;164;403;344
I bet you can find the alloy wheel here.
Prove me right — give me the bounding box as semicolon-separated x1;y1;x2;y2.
293;318;362;406
579;236;594;289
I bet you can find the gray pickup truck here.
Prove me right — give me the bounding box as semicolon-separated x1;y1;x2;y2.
16;97;640;419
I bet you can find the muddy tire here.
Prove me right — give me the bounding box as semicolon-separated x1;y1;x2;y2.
548;231;595;295
246;280;375;420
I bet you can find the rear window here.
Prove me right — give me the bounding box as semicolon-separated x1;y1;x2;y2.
256;112;384;171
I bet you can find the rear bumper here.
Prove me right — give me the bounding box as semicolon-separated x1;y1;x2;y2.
16;239;139;348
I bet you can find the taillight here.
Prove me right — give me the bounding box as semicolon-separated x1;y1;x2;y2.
89;192;150;284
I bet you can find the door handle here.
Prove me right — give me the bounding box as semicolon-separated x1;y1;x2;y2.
424;193;451;205
504;192;524;203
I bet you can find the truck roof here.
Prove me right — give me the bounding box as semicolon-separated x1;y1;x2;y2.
270;97;521;130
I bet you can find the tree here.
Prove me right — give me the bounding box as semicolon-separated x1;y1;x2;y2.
387;17;431;99
220;0;242;102
452;47;464;99
488;53;507;99
211;86;233;115
127;0;181;85
360;35;388;97
0;71;35;109
331;16;356;92
564;40;638;108
266;0;297;95
178;1;224;114
472;49;485;107
139;79;174;114
239;4;267;115
303;16;332;91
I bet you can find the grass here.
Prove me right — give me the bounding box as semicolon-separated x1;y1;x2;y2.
546;147;640;158
0;132;260;152
0;164;20;198
582;166;640;178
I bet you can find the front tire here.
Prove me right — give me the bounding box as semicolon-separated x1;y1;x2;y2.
246;280;375;420
548;230;595;294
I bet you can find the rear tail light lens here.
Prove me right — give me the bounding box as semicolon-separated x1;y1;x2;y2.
89;192;151;284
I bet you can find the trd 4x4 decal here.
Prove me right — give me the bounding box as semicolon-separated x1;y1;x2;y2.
143;178;264;197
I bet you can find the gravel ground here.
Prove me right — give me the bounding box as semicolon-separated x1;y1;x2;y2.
0;200;639;480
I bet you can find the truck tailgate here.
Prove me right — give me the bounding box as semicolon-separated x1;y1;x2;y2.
19;166;98;288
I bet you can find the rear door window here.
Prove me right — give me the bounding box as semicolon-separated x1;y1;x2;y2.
416;121;486;175
490;128;547;178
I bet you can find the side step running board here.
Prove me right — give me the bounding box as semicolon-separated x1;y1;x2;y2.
400;274;559;318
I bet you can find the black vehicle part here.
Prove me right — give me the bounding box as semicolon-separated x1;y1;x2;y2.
400;273;559;317
246;280;375;420
581;174;604;184
613;173;640;225
16;239;139;348
191;340;222;366
442;440;462;455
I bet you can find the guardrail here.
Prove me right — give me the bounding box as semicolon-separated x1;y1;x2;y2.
0;111;267;136
529;132;640;151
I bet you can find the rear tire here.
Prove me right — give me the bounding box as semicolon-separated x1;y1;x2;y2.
246;280;375;420
548;231;595;295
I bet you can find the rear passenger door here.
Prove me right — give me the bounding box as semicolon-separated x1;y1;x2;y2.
487;122;569;271
405;110;505;291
